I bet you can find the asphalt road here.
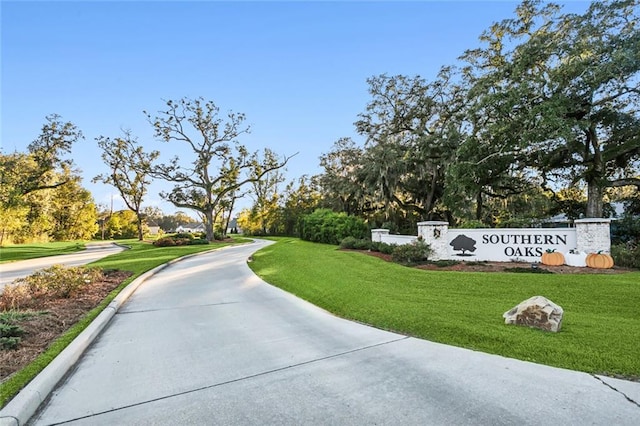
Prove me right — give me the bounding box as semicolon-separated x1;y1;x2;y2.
28;240;640;425
0;243;125;291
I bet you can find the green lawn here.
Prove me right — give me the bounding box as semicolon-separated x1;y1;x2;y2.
0;238;251;407
0;241;85;263
248;238;640;379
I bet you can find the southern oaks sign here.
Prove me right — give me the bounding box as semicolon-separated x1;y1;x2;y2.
446;228;577;262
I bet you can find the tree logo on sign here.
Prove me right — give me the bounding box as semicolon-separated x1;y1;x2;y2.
450;234;477;256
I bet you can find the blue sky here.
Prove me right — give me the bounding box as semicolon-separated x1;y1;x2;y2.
1;0;590;216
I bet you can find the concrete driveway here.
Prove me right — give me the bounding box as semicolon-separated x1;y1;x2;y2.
0;242;125;291
24;240;640;425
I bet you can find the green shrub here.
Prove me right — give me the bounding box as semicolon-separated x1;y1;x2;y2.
154;236;210;246
353;239;372;250
340;237;372;250
0;320;24;350
380;221;399;234
611;242;640;269
611;216;640;245
0;337;21;350
0;322;24;338
173;232;195;240
391;240;432;266
371;241;396;255
339;237;358;249
189;238;210;245
299;209;369;245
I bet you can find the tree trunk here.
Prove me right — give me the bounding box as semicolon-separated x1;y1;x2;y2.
586;181;604;218
136;212;144;241
585;126;604;218
204;210;215;241
475;191;483;221
224;197;236;237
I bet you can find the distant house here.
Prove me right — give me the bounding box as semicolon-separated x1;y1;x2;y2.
226;218;242;234
146;222;161;235
541;201;627;228
175;223;206;233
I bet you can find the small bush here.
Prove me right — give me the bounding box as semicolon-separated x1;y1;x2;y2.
354;239;372;250
371;242;396;255
153;237;177;247
0;266;103;309
189;238;210;245
172;232;195;240
0;337;21;350
0;285;32;311
391;240;432;266
340;237;372;250
154;236;210;246
339;237;358;249
0;311;47;351
611;242;640;269
0;322;24;338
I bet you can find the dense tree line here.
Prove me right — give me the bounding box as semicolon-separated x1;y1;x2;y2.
0;116;98;244
231;0;640;239
314;0;639;231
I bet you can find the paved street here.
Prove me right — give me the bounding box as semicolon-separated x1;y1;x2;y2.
27;240;640;425
0;242;125;291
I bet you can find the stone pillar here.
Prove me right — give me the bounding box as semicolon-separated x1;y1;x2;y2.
574;218;611;254
417;221;449;261
371;229;390;243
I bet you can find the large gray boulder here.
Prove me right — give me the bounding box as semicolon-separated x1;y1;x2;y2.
503;296;564;332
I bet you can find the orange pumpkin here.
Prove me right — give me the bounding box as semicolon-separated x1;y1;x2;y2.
541;250;565;266
586;251;614;269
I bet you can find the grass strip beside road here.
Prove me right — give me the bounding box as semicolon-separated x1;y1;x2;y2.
0;242;85;263
0;238;250;408
248;238;640;379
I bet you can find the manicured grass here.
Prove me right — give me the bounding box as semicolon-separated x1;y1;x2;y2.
0;238;251;408
249;238;640;379
0;242;85;263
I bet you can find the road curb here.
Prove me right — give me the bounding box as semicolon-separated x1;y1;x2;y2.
0;244;246;426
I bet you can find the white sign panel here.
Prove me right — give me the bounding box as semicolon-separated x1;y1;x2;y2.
446;228;577;262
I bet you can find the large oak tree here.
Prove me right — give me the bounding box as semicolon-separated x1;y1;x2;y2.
461;0;640;218
146;97;295;241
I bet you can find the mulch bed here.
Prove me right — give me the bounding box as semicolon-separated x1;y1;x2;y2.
345;249;633;274
1;270;132;381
